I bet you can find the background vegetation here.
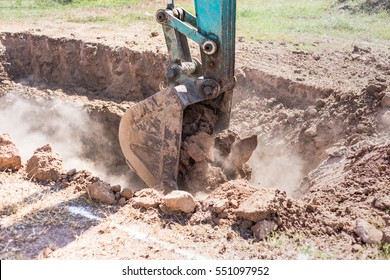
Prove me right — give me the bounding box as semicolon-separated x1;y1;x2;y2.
0;0;389;42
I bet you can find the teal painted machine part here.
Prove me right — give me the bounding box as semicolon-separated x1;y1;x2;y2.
194;0;236;88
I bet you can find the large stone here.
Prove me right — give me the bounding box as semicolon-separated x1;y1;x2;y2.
185;131;214;162
252;220;278;240
163;190;196;213
223;135;258;172
0;133;22;171
86;181;116;204
26;144;63;181
235;188;279;222
354;219;383;245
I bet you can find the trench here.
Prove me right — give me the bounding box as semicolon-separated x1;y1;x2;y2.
0;32;340;194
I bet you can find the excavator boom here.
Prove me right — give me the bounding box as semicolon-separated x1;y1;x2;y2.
119;0;236;189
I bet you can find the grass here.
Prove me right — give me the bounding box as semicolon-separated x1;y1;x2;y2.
380;242;390;259
0;0;389;43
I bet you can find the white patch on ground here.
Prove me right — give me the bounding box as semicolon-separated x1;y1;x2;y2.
67;205;103;221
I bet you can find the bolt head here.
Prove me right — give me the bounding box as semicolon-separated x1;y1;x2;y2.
156;11;167;23
203;86;214;95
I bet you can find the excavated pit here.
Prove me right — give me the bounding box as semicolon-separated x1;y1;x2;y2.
0;32;369;195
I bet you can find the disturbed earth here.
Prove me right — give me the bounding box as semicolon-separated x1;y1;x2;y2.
0;21;389;259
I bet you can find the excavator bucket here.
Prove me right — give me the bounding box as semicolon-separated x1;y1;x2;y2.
119;85;189;188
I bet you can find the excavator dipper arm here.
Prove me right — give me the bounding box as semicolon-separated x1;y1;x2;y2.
119;0;236;189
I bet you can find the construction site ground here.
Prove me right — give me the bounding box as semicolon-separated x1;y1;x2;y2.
0;8;390;260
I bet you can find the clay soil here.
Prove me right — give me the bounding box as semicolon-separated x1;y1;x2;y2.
0;16;389;260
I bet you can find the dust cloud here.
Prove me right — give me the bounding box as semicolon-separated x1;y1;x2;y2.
0;92;127;186
248;137;304;197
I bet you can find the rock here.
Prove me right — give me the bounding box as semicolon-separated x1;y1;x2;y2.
26;144;63;181
131;188;162;208
365;83;386;96
0;133;22;171
304;125;318;137
111;184;121;193
118;197;127;207
305;106;318;117
132;197;160;208
186;161;227;190
185;131;214;162
354;219;383;245
163;190;196;213
381;93;390;108
351;54;361;61
214;130;238;157
223;135;258;173
374;197;390;210
86;181;116;204
382;227;390;243
66;168;77;177
251;220;278;240
120;187;134;199
236;188;279;222
212;199;229;214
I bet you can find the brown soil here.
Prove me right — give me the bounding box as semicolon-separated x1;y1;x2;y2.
0;18;389;260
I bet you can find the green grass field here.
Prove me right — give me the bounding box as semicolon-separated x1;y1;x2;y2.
0;0;389;42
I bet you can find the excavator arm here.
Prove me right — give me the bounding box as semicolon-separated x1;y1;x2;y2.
119;0;236;190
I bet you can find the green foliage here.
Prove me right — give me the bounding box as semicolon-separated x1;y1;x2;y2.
380;243;390;258
0;0;389;42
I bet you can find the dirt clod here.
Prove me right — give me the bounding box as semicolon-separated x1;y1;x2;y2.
131;188;162;208
222;135;258;177
185;131;214;163
236;188;282;222
0;133;22;171
120;187;134;199
118;197;127;207
185;161;227;191
162;190;196;213
25;144;63;181
86;180;116;205
132;197;160;209
212;199;229;214
354;219;383;245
